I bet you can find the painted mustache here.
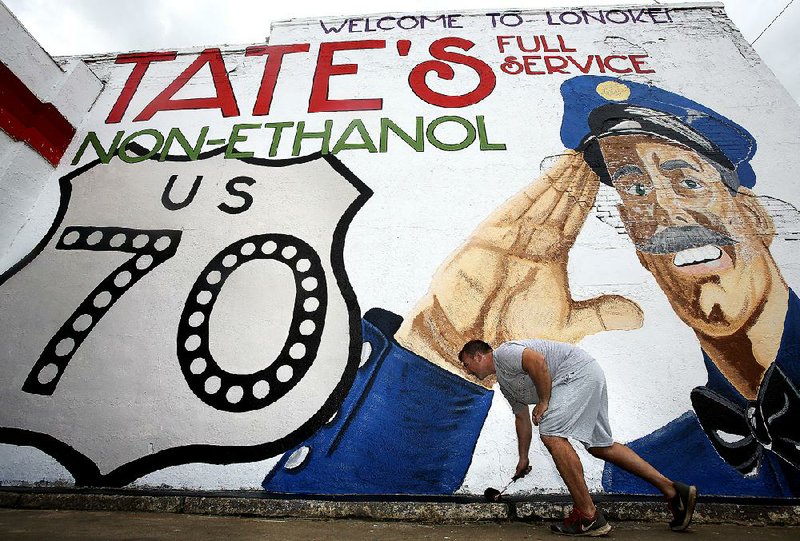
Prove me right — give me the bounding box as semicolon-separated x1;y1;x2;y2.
635;225;738;254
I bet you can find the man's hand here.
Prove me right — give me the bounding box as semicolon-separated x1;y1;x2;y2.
532;401;548;426
514;457;531;480
396;152;643;380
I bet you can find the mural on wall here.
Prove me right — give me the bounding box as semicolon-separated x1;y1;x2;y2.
1;6;799;497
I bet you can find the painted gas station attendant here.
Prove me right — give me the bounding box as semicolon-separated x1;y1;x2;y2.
564;76;800;497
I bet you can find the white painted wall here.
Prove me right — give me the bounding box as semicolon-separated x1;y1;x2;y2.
0;1;102;273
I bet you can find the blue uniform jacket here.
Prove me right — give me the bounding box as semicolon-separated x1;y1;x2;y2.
603;289;800;497
263;308;493;495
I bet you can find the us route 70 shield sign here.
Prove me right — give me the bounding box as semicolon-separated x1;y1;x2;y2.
0;147;371;486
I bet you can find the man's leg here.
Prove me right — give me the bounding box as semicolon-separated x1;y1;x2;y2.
588;443;676;498
590;442;698;531
540;435;595;516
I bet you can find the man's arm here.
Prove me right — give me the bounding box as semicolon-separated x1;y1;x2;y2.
514;407;532;476
522;348;551;425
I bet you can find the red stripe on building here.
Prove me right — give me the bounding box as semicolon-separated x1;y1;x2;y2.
0;61;76;166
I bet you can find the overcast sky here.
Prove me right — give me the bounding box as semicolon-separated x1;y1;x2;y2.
5;0;799;104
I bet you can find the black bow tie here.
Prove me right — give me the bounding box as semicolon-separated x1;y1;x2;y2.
691;364;800;475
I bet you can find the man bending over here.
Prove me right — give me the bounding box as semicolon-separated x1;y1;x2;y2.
459;339;696;536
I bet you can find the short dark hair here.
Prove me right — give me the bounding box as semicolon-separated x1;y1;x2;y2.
458;339;492;363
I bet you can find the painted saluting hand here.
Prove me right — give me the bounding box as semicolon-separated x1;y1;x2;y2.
396;152;643;382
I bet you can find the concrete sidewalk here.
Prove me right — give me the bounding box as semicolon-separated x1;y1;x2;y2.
3;488;800;526
2;508;800;540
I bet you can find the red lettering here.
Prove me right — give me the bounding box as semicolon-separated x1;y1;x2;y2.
595;55;607;73
566;55;596;74
544;56;569;74
603;55;633;74
105;51;177;124
516;36;542;53
630;54;655;74
308;40;385;113
500;56;523;75
496;36;515;53
246;44;311;116
556;35;577;53
408;37;497;108
134;48;239;122
540;36;560;53
523;56;545;75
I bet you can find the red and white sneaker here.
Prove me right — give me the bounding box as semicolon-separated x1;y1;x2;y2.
551;507;612;537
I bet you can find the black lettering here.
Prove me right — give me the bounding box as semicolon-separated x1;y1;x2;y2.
218;176;255;214
319;19;348;34
162;174;203;210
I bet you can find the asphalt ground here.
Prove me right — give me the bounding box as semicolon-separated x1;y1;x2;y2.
1;509;799;540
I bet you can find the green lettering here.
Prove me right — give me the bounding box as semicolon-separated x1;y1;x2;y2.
118;129;165;163
160;127;209;161
225;123;262;159
293;120;333;156
426;116;476;151
332;119;378;154
379;117;424;152
265;122;294;157
477;116;506;150
71;131;125;165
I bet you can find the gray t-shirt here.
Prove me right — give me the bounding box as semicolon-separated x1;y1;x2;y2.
493;339;593;414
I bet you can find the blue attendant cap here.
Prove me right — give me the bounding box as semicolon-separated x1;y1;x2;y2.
559;76;757;189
